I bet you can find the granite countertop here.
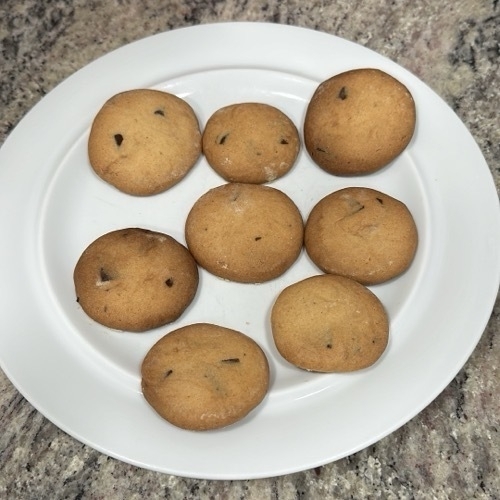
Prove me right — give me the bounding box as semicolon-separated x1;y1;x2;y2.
1;1;499;498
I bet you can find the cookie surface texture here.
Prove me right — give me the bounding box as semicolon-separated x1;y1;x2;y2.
88;89;201;195
202;103;300;183
271;274;389;372
141;323;270;430
305;187;418;285
304;68;416;175
185;183;304;283
73;228;199;332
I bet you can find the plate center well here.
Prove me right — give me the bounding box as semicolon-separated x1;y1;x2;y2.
39;67;429;396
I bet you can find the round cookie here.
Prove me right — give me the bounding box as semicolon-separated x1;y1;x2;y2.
141;323;270;430
304;187;418;285
88;89;201;196
185;183;304;283
73;228;199;332
271;274;389;372
304;68;416;175
202;103;300;183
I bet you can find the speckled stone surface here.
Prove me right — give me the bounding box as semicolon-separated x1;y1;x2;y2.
1;1;499;499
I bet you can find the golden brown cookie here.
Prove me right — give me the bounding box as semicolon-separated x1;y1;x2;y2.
202;103;300;183
304;68;416;175
88;89;201;195
304;187;418;285
271;274;389;372
73;228;199;332
185;183;304;283
141;323;270;431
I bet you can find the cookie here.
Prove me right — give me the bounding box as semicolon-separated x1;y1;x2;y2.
73;228;199;332
185;183;304;283
304;187;418;285
88;89;201;196
304;68;416;175
141;323;270;430
202;103;300;183
271;274;389;372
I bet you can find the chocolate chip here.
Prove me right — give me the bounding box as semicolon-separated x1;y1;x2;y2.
217;133;229;145
154;109;165;116
165;278;174;287
326;343;332;349
316;147;326;153
164;369;173;378
338;86;348;100
254;236;262;241
280;138;289;145
100;268;111;282
221;358;240;363
114;133;123;146
376;197;384;205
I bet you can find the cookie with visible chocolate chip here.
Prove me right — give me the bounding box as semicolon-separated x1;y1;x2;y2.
141;322;270;430
305;187;418;285
304;68;416;175
185;182;304;283
202;103;300;183
271;274;389;372
73;228;199;332
88;89;201;196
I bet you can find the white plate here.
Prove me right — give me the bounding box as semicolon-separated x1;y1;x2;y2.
1;22;499;480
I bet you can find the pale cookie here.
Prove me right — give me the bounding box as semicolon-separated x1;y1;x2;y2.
202;103;300;183
305;187;418;285
271;274;389;372
88;89;201;195
304;68;416;175
185;183;304;283
141;323;270;430
73;228;199;332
